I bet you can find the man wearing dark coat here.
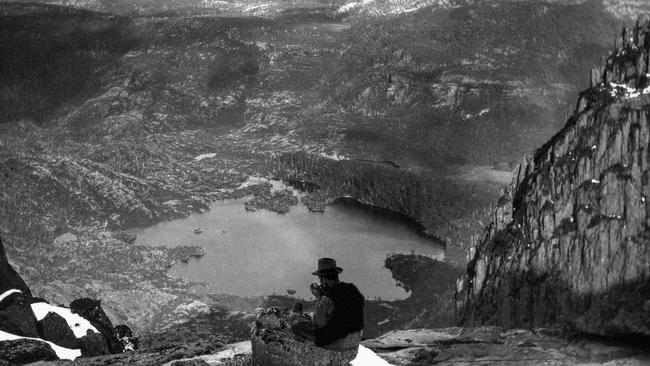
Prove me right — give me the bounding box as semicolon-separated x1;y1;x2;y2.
295;257;365;352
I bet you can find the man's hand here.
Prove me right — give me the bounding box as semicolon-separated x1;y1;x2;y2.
310;283;323;299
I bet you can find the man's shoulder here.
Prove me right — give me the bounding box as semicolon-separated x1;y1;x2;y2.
341;281;361;291
330;282;363;297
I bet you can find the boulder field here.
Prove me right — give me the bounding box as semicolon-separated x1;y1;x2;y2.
0;238;137;364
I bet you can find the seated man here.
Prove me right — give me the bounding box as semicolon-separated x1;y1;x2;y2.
294;258;365;352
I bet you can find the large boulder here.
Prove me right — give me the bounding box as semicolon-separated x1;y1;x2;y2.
0;237;31;296
37;312;80;349
69;298;120;353
251;307;357;366
78;331;109;357
0;292;39;338
0;339;58;364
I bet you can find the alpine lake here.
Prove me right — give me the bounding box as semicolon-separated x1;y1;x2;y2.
134;182;444;301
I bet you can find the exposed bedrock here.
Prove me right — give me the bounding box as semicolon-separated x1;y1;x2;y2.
457;17;650;337
0;237;31;297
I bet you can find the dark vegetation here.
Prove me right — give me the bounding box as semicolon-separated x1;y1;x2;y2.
271;152;501;261
207;43;262;90
0;3;139;123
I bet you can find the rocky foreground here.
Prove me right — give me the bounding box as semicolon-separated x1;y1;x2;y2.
4;290;648;365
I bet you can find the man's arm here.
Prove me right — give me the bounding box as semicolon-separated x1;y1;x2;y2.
313;295;334;327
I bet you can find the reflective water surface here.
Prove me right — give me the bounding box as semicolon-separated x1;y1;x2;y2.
134;199;444;300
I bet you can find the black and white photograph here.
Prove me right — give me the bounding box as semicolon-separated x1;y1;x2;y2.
1;0;649;364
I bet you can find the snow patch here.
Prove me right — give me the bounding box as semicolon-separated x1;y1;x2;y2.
204;340;252;362
161;341;252;366
350;345;394;365
193;153;217;162
237;176;270;190
462;108;490;120
0;330;81;360
0;289;21;303
237;176;292;193
255;41;268;51
31;303;98;338
338;1;360;12
174;300;210;316
159;342;392;366
607;82;650;98
53;232;77;246
319;151;347;161
244;3;272;12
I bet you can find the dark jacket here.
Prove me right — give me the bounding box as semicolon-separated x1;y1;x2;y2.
315;282;365;347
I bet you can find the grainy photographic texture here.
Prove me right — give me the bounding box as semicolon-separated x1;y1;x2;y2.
1;0;649;364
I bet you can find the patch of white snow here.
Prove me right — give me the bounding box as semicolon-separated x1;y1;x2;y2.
237;176;294;193
0;289;21;303
350;345;394;365
255;41;268;51
31;303;98;338
161;341;252;366
53;232;77;246
608;82;650;99
236;176;269;190
338;2;360;12
174;300;210;316
319;152;347;161
194;153;217;162
0;330;81;360
205;340;252;362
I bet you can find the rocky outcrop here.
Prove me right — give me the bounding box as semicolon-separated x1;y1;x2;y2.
38;312;80;349
0;339;58;364
0;292;39;338
79;331;110;357
115;324;138;351
363;327;650;365
69;298;121;354
170;360;210;366
457;17;650;337
0;237;31;297
251;307;358;366
0;238;132;363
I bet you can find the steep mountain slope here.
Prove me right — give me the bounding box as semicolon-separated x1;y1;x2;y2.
457;16;650;337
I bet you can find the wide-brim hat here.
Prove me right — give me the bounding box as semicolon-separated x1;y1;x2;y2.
312;257;343;276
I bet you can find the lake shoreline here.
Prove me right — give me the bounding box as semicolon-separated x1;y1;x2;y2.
134;194;445;301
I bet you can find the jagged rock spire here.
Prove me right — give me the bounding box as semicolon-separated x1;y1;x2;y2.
592;15;650;89
457;16;650;337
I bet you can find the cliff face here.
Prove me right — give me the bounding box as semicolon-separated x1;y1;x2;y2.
0;237;31;297
457;17;650;337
